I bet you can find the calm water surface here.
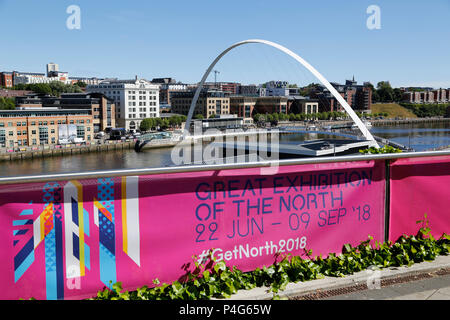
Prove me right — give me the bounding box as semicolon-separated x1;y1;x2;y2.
0;122;448;177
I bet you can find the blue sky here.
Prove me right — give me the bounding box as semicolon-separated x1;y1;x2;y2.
0;0;449;88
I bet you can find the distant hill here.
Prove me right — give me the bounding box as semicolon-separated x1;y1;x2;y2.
371;103;417;118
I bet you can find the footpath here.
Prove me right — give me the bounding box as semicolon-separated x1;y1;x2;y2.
226;254;450;300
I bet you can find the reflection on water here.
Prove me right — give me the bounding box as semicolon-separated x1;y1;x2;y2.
370;122;450;151
0;122;448;177
0;147;175;177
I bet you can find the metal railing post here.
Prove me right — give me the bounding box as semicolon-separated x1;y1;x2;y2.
384;159;391;242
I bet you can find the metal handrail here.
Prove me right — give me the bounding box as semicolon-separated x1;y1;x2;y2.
0;150;449;185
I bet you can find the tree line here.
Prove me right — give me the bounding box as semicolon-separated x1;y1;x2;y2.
11;81;84;96
0;97;15;110
400;103;449;118
139;115;187;132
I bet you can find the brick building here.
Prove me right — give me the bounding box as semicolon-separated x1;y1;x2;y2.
170;90;230;118
0;72;14;88
15;93;115;132
309;79;372;112
229;96;289;117
0;109;94;148
403;89;448;104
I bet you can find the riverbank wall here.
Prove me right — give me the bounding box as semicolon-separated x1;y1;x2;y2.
371;117;450;126
0;141;135;162
0;140;177;162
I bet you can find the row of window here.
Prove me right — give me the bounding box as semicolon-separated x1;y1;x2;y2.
0;119;91;127
2;126;91;136
128;113;157;119
128;102;158;107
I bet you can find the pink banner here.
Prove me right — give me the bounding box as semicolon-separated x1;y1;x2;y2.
389;155;450;241
0;160;385;300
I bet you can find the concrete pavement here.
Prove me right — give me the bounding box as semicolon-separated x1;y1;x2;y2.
324;272;450;300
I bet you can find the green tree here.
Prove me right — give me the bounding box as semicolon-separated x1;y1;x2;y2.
74;81;87;88
139;118;152;132
393;88;403;102
0;97;15;110
30;83;52;95
288;113;296;121
377;81;394;102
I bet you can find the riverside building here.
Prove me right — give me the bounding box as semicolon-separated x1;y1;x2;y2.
15;93;115;133
87;77;160;131
0;109;93;148
170;89;230;118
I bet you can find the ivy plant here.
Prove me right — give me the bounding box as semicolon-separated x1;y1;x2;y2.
90;217;449;300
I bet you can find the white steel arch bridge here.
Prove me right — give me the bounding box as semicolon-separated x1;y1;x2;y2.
183;39;378;148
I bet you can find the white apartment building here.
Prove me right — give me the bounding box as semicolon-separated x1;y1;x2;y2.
13;71;72;85
86;78;160;131
264;81;300;97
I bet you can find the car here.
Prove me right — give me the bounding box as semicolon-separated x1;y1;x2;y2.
71;137;86;144
95;131;105;139
58;138;70;145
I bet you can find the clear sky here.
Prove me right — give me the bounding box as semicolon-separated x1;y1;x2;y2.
0;0;449;88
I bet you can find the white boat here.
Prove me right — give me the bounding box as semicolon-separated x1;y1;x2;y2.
363;121;372;128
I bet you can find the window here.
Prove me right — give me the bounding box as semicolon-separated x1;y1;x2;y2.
39;127;48;144
0;130;5;146
76;126;85;138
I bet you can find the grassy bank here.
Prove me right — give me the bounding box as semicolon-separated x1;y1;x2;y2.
371;103;418;119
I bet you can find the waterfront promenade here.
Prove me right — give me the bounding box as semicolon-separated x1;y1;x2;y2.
0;117;448;162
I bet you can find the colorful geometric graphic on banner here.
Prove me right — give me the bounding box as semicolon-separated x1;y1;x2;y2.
95;178;116;287
13;204;35;283
121;176;140;266
64;181;90;282
0;160;398;300
42;182;64;300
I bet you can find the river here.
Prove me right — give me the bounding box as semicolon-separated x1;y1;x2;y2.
0;122;449;177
